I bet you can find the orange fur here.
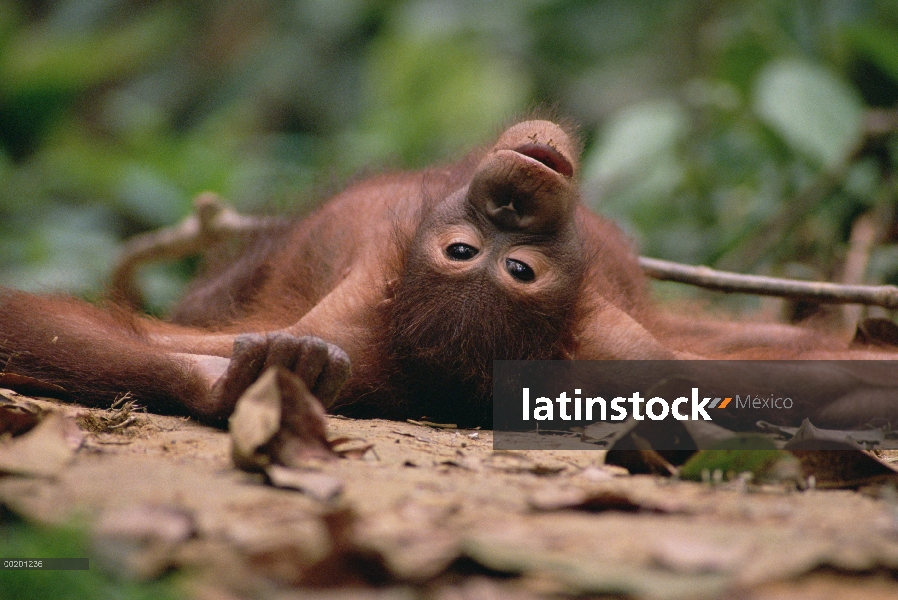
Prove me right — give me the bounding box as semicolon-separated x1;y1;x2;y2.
0;119;894;427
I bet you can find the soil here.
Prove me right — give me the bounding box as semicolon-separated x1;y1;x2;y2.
3;394;898;599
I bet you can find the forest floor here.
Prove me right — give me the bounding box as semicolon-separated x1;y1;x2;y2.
3;392;898;600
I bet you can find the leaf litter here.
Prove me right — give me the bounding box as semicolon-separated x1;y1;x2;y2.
3;389;898;598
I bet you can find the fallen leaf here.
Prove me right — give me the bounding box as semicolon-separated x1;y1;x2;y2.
462;536;728;600
852;317;898;348
229;367;335;471
581;421;630;445
577;465;626;481
329;437;375;459
528;485;680;514
652;536;748;574
357;500;462;581
298;507;393;587
92;504;195;580
787;440;898;489
482;452;566;475
0;398;44;436
605;435;680;476
603;420;695;474
264;465;343;502
0;413;82;477
438;452;482;471
529;486;638;512
407;419;457;429
755;421;800;438
784;418;875;449
432;577;543;600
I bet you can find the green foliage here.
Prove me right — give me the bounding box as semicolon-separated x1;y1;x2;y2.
0;516;184;600
361;30;531;166
2;0;898;313
678;436;796;482
754;59;864;168
679;448;788;482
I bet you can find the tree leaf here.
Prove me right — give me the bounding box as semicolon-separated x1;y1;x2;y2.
585;99;688;188
753;59;864;168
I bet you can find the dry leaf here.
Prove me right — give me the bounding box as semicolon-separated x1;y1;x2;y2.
0;398;44;436
784;418;876;449
528;485;677;514
264;465;343;502
229;367;335;471
652;536;747;574
357;501;462;580
0;412;82;477
461;536;728;600
92;504;194;580
757;419;889;447
788;441;898;489
329;436;376;459
852;317;898;348
407;419;457;429
606;443;680;476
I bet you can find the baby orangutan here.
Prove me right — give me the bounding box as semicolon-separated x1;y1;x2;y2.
1;119;896;427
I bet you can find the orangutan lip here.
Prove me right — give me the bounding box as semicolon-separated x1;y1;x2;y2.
512;143;574;178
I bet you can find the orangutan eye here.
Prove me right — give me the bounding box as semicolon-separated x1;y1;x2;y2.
506;258;535;282
446;243;479;261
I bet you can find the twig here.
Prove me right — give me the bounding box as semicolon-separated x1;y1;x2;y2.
110;192;281;307
114;194;898;310
841;212;883;327
107;416;137;429
110;391;134;410
864;108;898;137
639;256;898;309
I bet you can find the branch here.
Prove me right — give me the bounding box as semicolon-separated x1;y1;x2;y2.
639;257;898;309
864;107;898;137
112;193;898;310
110;192;281;307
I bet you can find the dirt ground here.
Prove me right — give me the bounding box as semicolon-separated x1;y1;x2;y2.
3;392;898;599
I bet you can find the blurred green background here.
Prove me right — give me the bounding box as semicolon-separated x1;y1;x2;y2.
2;0;898;316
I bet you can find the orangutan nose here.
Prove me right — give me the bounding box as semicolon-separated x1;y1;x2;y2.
466;120;578;234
